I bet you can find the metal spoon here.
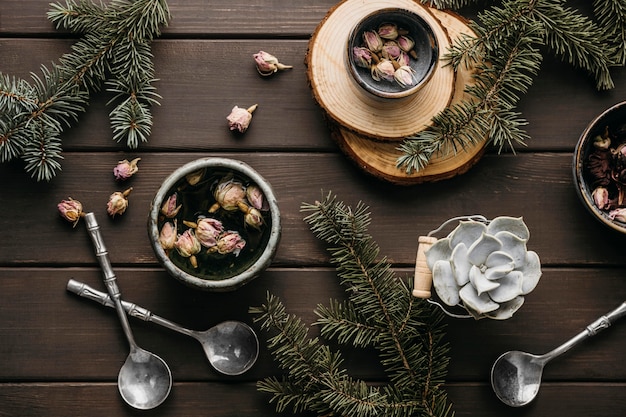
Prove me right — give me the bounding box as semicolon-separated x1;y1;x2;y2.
84;213;172;410
491;301;626;407
67;279;259;376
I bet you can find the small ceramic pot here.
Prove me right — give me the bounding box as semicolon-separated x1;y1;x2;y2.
573;101;626;235
346;8;439;99
148;158;281;291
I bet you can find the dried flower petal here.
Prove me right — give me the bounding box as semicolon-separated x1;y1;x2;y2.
377;23;398;40
244;207;264;230
609;208;626;222
592;186;610;210
160;193;182;218
159;219;177;251
246;184;268;211
211;176;247;212
214;231;246;256
195;217;224;248
58;197;84;227
371;59;395;82
185;169;204;186
397;35;415;52
175;229;202;268
107;187;132;218
381;41;401;60
362;30;383;52
113;157;140;181
352;46;372;68
253;51;293;76
227;104;258;133
394;65;416;87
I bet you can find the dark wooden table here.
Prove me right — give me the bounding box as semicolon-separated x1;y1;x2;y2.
2;1;626;416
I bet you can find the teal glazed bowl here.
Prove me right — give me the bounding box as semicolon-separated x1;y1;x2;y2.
573;101;626;235
148;158;281;291
347;8;439;99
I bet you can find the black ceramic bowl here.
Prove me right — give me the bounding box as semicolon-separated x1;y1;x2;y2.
148;158;281;291
573;101;626;235
347;8;439;99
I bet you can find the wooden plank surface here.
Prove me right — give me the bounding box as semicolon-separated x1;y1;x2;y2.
2;0;626;416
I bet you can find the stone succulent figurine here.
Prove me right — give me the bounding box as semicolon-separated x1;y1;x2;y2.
424;216;541;320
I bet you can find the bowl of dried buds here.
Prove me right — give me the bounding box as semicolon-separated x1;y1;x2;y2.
347;8;439;99
573;101;626;234
148;158;281;291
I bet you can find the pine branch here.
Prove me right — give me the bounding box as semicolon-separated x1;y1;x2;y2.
0;0;170;181
251;193;452;417
401;0;620;174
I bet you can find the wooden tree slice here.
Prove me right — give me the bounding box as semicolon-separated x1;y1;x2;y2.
306;0;455;141
331;10;488;185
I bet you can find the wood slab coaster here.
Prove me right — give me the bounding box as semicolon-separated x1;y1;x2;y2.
306;0;455;141
309;6;487;184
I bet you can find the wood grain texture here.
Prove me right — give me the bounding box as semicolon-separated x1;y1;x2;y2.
2;0;626;416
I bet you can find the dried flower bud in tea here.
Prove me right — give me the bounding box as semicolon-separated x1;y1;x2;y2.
213;230;246;256
227;104;258;133
244;207;264;230
592;186;610;210
175;229;202;268
113;157;140;181
159;219;177;252
253;51;293;76
107;187;132;217
211;177;247;212
58;197;84;227
160;193;182;218
195;217;224;248
246;184;268;211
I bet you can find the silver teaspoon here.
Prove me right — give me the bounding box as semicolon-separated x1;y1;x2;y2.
491;301;626;407
67;279;259;376
84;213;172;410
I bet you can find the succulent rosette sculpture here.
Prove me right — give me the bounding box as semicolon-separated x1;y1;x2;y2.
425;216;542;320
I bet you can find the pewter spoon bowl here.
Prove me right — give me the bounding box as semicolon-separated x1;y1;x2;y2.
84;213;172;409
67;279;259;376
491;301;626;407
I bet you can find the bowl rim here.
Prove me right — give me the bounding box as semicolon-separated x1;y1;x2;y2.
573;100;626;234
346;7;439;99
148;157;281;291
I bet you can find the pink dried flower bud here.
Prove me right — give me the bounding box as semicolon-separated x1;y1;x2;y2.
244;207;264;230
371;59;395;82
107;187;132;218
609;208;626;223
592;186;610;210
381;41;401;60
159;219;177;252
378;23;398;40
394;65;416;87
352;46;372;68
113;157;140;181
195;217;224;248
227;104;258;133
246;184;268;211
396;51;410;67
397;35;415;52
253;51;293;76
175;229;202;268
58;197;84;227
185;169;205;186
160;193;182;218
362;30;383;52
214;231;246;256
211;177;247;212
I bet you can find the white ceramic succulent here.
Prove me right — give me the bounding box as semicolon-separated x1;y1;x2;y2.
425;216;541;320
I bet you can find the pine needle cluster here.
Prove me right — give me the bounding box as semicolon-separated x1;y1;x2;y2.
0;0;170;181
397;0;626;173
250;192;453;417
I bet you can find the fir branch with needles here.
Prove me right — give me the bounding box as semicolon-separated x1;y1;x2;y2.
250;192;453;417
398;0;622;174
0;0;170;181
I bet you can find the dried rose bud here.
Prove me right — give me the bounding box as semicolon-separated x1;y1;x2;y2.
159;219;177;252
397;35;415;52
394;65;417;87
592;186;610;210
58;197;84;227
396;51;410;67
352;46;372;68
378;23;398;40
381;41;401;60
210;177;247;212
253;51;293;76
371;59;395;82
227;104;258;133
107;187;132;218
246;184;268;211
362;30;383;52
593;126;611;150
195;217;224;248
214;231;246;256
113;157;140;181
175;229;202;268
244;207;264;230
185;169;205;186
609;208;626;222
160;193;182;218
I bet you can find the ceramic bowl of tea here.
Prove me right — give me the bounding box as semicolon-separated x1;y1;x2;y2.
148;157;281;291
573;101;626;235
347;8;439;99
